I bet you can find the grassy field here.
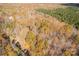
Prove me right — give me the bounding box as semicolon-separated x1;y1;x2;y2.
36;7;79;29
0;4;79;56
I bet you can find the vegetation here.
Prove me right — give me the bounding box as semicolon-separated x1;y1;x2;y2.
25;29;48;56
0;4;79;56
36;7;79;29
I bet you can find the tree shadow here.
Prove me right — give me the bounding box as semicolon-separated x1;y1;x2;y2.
61;3;79;7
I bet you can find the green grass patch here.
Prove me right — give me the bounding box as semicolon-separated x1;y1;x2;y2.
36;7;79;29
